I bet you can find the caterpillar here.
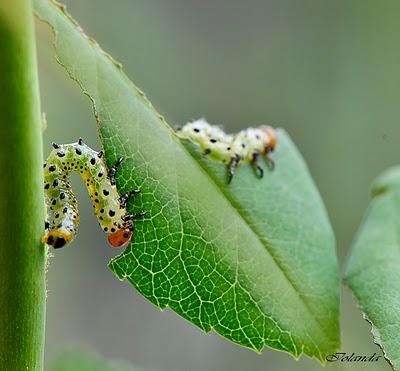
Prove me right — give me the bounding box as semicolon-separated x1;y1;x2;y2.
42;139;145;249
177;119;277;182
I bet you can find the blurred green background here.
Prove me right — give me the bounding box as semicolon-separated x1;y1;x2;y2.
37;1;400;370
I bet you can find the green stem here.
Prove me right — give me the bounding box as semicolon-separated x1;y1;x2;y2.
0;0;46;370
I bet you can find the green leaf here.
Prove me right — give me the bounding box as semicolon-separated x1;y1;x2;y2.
34;0;340;361
345;167;400;370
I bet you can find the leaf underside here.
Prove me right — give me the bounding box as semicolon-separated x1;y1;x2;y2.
35;0;340;361
346;167;400;370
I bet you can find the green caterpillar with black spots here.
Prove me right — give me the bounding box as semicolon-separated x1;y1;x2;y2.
177;119;277;182
42;139;145;249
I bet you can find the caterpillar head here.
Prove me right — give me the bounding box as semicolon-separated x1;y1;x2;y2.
42;229;73;249
107;227;133;248
263;126;277;152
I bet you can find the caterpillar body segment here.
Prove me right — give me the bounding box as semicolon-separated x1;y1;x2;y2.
178;119;233;163
42;140;141;249
177;119;277;182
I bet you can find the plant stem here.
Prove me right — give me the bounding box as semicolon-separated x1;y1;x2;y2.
0;0;46;370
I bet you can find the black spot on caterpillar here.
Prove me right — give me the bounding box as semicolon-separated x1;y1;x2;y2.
42;140;144;249
177;118;277;183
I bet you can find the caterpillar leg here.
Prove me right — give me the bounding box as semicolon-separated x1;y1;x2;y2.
120;189;141;208
251;153;264;179
108;157;123;185
123;211;147;221
264;154;275;171
227;155;241;184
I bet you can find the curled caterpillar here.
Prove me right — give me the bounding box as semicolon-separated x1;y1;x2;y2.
177;119;277;182
42;139;145;249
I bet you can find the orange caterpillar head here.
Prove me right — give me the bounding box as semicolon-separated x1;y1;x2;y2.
263;126;277;152
108;227;133;248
